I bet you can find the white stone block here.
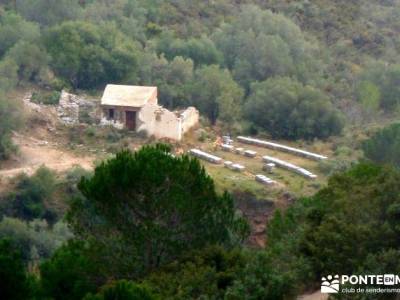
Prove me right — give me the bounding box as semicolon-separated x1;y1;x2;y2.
221;144;234;152
255;174;276;185
244;150;257;157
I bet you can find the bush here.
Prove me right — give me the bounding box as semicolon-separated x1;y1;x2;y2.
357;63;400;112
136;129;148;139
245;77;344;140
362;123;400;168
84;280;157;300
85;126;97;138
1;166;57;222
31;90;60;105
79;110;94;125
213;6;322;89
105;128;123;143
0;56;18;91
0;12;40;57
40;241;97;300
263;163;400;295
44;21;139;89
0;133;17;160
144;246;246;300
0;217;73;263
0;238;34;300
0;92;22;160
5;40;49;84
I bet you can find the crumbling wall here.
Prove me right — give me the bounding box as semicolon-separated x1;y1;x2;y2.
136;104;199;140
137;103;181;140
57;90;98;125
57;91;79;125
180;107;199;134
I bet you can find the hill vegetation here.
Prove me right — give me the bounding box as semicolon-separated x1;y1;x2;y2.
2;0;400;141
1;1;400;299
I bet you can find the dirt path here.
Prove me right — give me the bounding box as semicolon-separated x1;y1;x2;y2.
0;134;95;178
297;290;328;300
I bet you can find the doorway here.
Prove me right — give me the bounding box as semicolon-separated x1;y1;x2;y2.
125;111;136;130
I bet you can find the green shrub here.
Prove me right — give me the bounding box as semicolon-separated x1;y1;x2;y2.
245;77;344;140
0;238;34;300
85;126;97;138
105;128;122;143
0;93;22;160
362;123;400;168
84;280;157;300
1;166;57;222
144;246;245;300
0;217;73;263
40;241;97;300
263;163;400;296
136;129;148;139
79;110;94;125
0;133;17;160
31;90;60;105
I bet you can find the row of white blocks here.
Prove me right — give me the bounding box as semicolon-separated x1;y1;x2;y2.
262;155;317;179
189;149;246;173
221;144;257;158
224;161;245;172
189;149;222;164
255;174;276;185
237;136;328;161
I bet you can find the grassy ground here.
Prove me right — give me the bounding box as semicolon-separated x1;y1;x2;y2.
195;139;329;201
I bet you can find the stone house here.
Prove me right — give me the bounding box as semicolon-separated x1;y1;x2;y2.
100;84;199;141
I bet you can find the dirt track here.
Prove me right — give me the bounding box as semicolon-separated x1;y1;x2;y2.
297;291;328;300
0;134;94;178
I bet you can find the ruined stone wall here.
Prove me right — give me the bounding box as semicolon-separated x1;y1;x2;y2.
136;103;199;140
57;90;98;125
57;91;79;125
137;103;182;140
180;107;199;134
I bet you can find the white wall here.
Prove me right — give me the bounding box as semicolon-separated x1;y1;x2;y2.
180;107;199;134
137;103;199;140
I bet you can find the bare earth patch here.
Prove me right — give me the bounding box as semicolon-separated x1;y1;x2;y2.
0;133;94;178
297;290;328;300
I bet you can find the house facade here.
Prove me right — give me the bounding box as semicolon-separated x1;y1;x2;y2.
100;84;199;141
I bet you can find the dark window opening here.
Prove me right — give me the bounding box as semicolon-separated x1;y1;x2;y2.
108;109;114;120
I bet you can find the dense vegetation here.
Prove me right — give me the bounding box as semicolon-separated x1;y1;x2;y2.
3;157;400;299
245;77;343;139
362;123;400;168
0;93;21;159
5;0;400;143
2;1;400;299
266;163;400;294
67;145;248;280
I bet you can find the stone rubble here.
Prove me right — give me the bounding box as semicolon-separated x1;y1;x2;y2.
57;90;98;125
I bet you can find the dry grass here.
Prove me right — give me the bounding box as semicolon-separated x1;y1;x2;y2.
196;139;329;201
